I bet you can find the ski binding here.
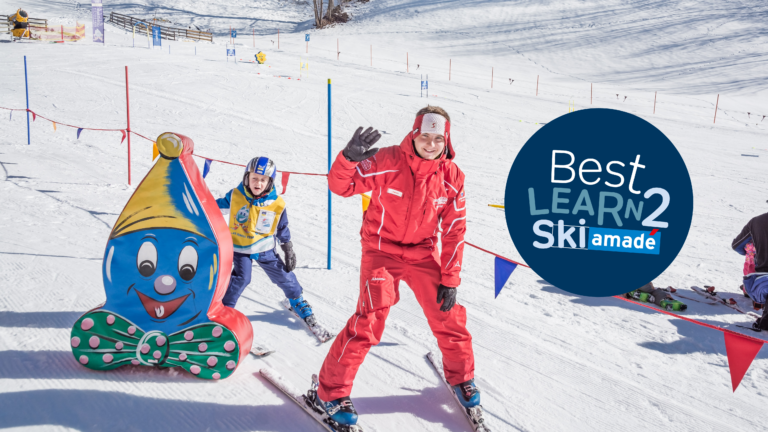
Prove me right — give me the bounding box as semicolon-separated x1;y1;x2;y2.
259;368;364;432
281;298;335;343
427;352;491;431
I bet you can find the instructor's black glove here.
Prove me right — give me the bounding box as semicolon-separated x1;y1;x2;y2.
342;127;382;162
436;284;457;312
281;241;297;273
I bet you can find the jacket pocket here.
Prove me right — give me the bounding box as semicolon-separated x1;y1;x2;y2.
363;267;397;313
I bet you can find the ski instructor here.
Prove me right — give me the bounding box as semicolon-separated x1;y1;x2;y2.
315;106;479;427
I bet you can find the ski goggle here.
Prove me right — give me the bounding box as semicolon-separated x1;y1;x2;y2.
245;157;277;180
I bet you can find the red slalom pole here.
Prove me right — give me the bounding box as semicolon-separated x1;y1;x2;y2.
125;66;132;186
653;91;657;114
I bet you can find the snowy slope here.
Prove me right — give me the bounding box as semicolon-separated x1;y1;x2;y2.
1;0;768;431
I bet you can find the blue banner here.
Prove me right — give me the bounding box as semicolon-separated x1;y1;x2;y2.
91;1;104;43
227;48;235;57
152;27;161;47
203;159;212;178
231;30;237;38
305;34;310;42
587;227;661;255
494;257;517;298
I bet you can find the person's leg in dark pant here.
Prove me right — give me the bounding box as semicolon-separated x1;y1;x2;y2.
222;252;253;308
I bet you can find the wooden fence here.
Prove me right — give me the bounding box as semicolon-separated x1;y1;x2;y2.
2;15;48;33
107;12;212;42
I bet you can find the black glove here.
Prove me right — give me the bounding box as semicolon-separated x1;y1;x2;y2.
342;127;382;162
280;241;296;273
436;284;457;312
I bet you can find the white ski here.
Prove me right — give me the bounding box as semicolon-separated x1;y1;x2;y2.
691;286;761;319
259;368;364;432
250;343;276;358
281;298;335;343
427;352;491;432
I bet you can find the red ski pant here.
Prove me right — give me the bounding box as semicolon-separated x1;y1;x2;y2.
317;247;475;401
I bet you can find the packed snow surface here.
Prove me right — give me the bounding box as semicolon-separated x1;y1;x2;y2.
1;0;767;431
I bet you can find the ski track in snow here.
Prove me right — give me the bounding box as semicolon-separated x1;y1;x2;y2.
1;0;767;431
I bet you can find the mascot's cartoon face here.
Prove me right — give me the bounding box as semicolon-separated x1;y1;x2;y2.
103;229;218;334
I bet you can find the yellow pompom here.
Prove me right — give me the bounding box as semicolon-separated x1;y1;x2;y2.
156;133;184;159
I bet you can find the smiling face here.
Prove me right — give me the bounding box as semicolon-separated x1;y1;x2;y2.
102;228;218;334
414;132;446;160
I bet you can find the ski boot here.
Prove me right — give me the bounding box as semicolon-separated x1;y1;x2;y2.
289;295;317;327
659;299;687;312
305;377;361;431
453;379;481;408
629;290;655;303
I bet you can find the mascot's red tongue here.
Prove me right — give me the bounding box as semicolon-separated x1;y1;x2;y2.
136;290;190;319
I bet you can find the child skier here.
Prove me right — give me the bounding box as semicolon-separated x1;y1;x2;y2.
216;157;316;326
314;106;479;428
733;212;768;330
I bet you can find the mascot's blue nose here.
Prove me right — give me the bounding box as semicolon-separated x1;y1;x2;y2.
154;275;177;295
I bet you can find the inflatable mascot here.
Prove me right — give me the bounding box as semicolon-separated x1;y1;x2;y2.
70;132;253;380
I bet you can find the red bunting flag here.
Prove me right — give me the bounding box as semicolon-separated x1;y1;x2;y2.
724;332;764;391
280;172;291;194
121;130;126;144
31;111;36;121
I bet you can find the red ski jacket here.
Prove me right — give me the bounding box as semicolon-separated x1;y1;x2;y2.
328;117;467;287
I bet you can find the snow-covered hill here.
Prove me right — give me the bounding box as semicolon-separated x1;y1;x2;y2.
1;0;767;431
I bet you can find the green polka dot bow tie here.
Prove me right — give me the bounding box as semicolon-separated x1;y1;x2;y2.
70;310;241;380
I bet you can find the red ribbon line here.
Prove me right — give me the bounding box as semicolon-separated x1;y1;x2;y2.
192;154;327;177
465;241;530;268
614;295;766;344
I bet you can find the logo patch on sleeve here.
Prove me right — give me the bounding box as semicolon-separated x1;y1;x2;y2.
361;159;372;171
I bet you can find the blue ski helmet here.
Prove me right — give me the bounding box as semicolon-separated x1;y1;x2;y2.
245;157;277;179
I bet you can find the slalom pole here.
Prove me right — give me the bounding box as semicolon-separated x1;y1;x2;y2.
653;91;657;114
24;56;30;145
327;78;332;270
714;94;719;124
125;66;132;185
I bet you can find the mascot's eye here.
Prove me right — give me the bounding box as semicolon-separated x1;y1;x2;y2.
137;242;157;277
178;245;198;281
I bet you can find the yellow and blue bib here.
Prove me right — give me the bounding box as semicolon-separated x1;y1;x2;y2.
228;184;286;254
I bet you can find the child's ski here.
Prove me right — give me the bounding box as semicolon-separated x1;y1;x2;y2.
427;352;491;432
259;368;364;432
691;286;761;318
250;343;276;358
660;287;718;305
280;298;335;343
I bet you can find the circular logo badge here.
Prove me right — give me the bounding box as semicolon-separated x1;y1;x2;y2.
504;109;693;297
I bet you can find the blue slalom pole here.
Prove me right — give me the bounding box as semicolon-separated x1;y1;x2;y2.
24;56;30;145
327;78;332;270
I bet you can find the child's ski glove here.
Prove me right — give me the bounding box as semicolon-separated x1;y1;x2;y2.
343;126;382;162
281;241;297;272
437;284;457;312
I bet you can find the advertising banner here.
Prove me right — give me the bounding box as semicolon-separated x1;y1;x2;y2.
91;1;104;43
